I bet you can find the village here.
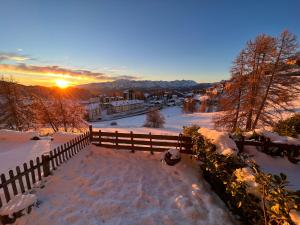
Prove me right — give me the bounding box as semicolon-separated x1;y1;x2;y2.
0;1;300;225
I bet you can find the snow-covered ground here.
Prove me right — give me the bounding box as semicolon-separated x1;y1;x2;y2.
0;131;79;176
91;106;215;135
12;146;236;225
245;146;300;191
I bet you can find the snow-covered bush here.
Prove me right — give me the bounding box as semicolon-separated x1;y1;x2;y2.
198;127;238;156
183;125;300;225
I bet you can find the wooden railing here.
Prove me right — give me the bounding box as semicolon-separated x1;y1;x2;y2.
235;137;300;158
0;132;90;208
89;128;193;154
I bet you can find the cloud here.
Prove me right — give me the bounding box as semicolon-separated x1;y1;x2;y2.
113;75;139;80
0;63;138;81
0;52;31;62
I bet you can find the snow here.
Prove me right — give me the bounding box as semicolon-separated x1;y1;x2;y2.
0;130;38;142
246;129;300;145
12;146;236;225
166;148;181;160
233;167;260;197
244;146;300;191
110;99;144;106
290;210;300;225
52;131;79;142
198;127;238;156
0;130;80;176
0;194;37;217
91;106;215;135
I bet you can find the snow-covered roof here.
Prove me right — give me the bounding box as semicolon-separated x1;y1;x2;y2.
110;99;144;107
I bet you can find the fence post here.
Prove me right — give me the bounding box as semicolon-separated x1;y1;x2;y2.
239;136;244;153
179;133;183;152
42;154;51;177
89;125;93;142
115;131;118;149
0;174;10;203
130;131;135;153
149;132;153;154
99;130;102;146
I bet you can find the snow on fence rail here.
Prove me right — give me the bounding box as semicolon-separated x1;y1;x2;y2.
0;132;90;208
89;127;193;154
235;136;300;158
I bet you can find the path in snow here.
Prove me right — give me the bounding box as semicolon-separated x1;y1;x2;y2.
13;146;236;225
92;106;215;135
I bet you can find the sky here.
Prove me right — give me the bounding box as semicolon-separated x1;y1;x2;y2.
0;0;299;87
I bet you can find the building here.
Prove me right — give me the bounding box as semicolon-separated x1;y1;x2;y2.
86;103;101;121
107;99;144;114
123;89;135;100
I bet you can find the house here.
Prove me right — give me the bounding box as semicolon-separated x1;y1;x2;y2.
107;99;144;114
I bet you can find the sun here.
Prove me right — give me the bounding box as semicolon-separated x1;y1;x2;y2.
55;79;70;89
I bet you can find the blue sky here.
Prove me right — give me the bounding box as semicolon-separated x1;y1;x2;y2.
0;0;299;86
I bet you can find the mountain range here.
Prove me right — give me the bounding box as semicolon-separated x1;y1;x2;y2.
78;79;211;91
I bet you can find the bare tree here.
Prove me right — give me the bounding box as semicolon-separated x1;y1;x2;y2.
214;30;300;131
0;77;33;131
144;109;165;128
31;94;59;132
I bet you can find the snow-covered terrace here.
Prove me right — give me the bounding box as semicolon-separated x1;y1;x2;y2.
10;146;235;225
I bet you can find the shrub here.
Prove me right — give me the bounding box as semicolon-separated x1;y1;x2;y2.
182;125;200;137
110;121;117;126
273;114;300;138
144;110;165;128
184;125;300;225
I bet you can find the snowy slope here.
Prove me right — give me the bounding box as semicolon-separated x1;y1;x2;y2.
12;146;236;225
91;106;215;135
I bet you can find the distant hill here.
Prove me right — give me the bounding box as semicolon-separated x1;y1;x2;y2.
0;81;95;100
78;79;212;92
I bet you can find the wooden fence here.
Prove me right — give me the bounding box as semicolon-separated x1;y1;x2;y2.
89;128;193;154
235;136;300;158
0;132;90;209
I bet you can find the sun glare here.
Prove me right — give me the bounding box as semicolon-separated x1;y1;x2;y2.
55;79;70;89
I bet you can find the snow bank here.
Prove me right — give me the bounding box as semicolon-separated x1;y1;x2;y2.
246;129;300;145
0;194;37;217
198;127;238;155
0;130;38;142
52;131;79;142
234;167;260;197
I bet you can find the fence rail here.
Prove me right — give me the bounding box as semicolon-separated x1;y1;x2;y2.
0;132;90;209
89;128;193;154
235;137;300;158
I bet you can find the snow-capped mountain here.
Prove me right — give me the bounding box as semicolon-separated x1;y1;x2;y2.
78;79;201;90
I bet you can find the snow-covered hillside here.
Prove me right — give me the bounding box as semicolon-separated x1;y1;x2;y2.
91;106;215;135
12;146;236;225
